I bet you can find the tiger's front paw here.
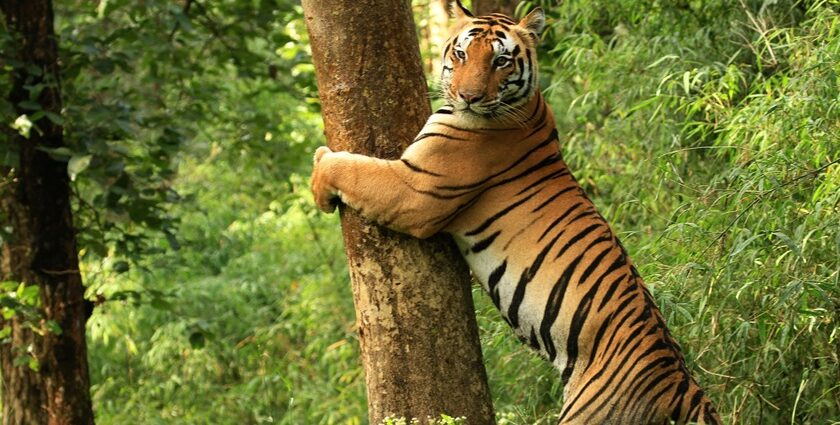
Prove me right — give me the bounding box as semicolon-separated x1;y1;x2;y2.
312;146;339;213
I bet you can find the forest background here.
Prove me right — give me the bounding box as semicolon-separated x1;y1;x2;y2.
1;0;839;423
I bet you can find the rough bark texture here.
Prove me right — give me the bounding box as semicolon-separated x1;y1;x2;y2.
301;1;495;423
0;1;95;424
472;0;519;17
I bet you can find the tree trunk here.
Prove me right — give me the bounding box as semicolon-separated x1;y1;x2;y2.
472;0;519;17
0;1;95;424
429;0;453;77
301;1;495;424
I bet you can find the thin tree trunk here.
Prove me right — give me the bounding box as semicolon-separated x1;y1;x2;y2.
301;1;495;423
0;1;95;424
429;0;452;77
472;0;519;17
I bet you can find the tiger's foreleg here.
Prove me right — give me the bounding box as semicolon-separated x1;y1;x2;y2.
311;146;461;238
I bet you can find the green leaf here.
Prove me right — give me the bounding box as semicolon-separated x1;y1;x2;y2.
12;354;39;372
112;260;130;274
17;100;42;111
730;234;761;257
43;111;64;125
0;281;18;292
17;283;39;305
28;356;39;372
150;296;172;311
67;154;92;181
773;232;803;258
39;146;73;159
97;0;110;18
93;59;115;75
45;320;62;336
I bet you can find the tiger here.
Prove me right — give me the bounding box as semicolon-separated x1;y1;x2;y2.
310;2;722;424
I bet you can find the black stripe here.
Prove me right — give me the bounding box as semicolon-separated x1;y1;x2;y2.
618;283;637;298
436;129;558;192
537;202;585;242
464;183;545;236
521;103;549;138
401;159;443;177
414;132;464;142
487;260;507;308
513;167;569;197
507;227;567;321
405;185;468;200
688;390;705;420
471;230;501;253
526;48;535;87
560;310;649;420
558;236;613;374
601;298;639;357
668;377;690;422
627;358;677;407
537;252;581;360
528;327;540;350
554;222;602;260
489;14;516;25
597;258;629;311
463;153;560;201
573;340;671;423
562;317;634;419
561;282;597;381
623;311;655;351
428;195;482;226
532;184;576;213
579;245;625;287
576;244;614;287
704;402;718;424
621;360;678;421
502;218;534;250
585;297;617;373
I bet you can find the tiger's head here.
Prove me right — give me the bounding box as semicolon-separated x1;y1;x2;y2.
441;1;545;119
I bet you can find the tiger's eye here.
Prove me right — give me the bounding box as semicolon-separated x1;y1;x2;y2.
494;57;510;68
455;50;466;60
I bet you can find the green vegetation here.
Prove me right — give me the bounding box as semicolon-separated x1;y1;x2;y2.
2;0;838;423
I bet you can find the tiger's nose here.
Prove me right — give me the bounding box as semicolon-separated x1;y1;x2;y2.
459;90;485;104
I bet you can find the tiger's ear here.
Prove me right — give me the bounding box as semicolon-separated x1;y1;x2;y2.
451;0;474;20
518;7;545;38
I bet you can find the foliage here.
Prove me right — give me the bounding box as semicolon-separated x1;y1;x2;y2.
2;0;836;423
381;415;466;425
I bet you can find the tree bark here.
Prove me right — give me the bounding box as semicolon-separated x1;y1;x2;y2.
0;1;95;424
301;1;495;424
472;0;519;17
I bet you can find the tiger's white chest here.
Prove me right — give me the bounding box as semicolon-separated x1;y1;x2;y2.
452;232;570;371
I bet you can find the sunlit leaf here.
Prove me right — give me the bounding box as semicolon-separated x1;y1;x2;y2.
67;154;92;181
